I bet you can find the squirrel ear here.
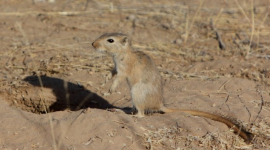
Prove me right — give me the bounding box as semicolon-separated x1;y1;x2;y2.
121;36;129;46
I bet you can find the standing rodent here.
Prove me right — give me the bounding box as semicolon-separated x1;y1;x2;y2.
92;33;253;143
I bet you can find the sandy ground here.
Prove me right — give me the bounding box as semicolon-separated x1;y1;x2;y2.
0;0;270;149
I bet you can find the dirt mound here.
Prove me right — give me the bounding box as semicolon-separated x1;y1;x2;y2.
0;0;270;149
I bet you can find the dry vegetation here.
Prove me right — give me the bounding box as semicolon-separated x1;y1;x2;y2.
0;0;270;149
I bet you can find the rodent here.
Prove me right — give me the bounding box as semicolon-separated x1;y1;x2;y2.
92;33;253;143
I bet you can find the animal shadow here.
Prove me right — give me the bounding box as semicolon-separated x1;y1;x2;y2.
23;75;115;113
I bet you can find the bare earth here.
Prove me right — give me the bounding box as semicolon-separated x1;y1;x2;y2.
0;0;270;149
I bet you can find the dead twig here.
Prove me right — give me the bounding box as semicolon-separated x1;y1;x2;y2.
255;55;270;59
210;18;226;50
223;94;231;111
237;95;252;125
252;90;264;124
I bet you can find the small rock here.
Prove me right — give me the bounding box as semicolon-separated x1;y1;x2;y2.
174;38;183;45
161;23;170;30
126;14;136;21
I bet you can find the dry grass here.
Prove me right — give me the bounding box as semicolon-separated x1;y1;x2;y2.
0;0;270;149
140;118;270;149
141;126;253;150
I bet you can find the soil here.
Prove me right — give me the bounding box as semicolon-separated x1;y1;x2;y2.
0;0;270;149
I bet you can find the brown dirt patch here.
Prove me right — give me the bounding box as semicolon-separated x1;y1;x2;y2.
0;0;270;149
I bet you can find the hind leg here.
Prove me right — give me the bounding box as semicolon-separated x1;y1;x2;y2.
131;85;147;118
135;108;145;118
131;100;144;118
132;100;145;117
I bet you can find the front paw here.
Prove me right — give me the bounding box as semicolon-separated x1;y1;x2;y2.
106;69;117;82
105;73;113;83
109;85;117;93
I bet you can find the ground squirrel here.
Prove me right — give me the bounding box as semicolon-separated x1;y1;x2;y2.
92;33;253;143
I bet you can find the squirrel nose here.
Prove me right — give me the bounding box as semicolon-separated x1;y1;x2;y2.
92;42;95;47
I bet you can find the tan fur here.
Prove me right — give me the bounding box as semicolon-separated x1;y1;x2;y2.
92;33;253;143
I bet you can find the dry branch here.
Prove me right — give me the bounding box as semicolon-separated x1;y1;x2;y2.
210;18;226;50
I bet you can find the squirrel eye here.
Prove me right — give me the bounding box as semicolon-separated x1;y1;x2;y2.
107;39;114;43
